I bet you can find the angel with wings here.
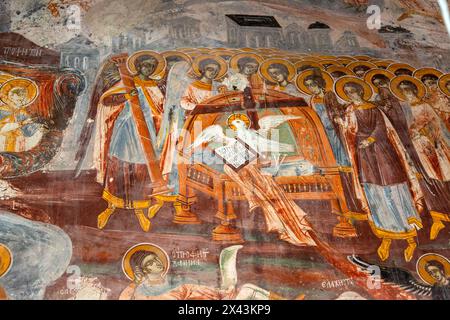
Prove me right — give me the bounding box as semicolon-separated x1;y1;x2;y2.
74;51;169;232
187;114;300;156
187;113;317;247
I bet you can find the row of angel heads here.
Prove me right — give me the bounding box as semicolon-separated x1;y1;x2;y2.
121;47;450;104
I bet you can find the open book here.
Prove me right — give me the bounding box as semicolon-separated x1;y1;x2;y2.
213;138;258;172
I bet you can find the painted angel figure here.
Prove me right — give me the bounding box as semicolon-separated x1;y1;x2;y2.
259;58;304;97
390;76;450;240
222;53;264;91
0;78;43;153
75;51;169;232
187;114;300;156
414;69;449;129
180;55;228;112
296;68;365;215
187;113;317;247
334;76;423;262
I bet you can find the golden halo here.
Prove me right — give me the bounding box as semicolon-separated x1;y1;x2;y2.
336;55;357;61
0;78;39;108
438;74;450;96
229;52;264;72
364;69;395;94
126;50;166;78
262;55;289;61
185;50;202;59
416;253;450;286
122;243;170;281
196;47;213;54
387;63;416;76
0;73;14;85
326;65;355;77
336;58;356;66
176;47;195;52
319;59;343;68
317;55;336;60
296;69;334;95
346;61;377;74
240;47;257;52
161;51;192;64
390;75;427;102
353;55;373;61
413;68;444;83
213;50;240;61
284;56;303;63
334;76;373;102
0;243;12;278
227;113;251;130
294;60;323;73
371;60;395;69
260;58;296;83
191;54;228;80
256;48;275;53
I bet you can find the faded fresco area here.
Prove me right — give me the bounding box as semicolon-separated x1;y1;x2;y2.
0;0;449;300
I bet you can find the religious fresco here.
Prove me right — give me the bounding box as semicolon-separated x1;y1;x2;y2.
0;0;449;301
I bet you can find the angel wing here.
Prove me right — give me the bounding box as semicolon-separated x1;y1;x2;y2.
155;61;194;152
186;125;234;153
348;255;433;297
257;115;301;137
74;57;121;177
237;128;295;154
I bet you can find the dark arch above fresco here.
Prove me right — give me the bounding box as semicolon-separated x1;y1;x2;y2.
0;0;449;301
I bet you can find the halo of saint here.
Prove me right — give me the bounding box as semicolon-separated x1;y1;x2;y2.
122;243;170;281
0;243;12;278
416;253;450;286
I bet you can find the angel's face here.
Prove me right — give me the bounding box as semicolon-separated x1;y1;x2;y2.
268;67;286;84
372;76;389;89
242;62;259;76
304;79;322;95
203;63;220;80
446;81;450;93
422;76;438;90
344;84;363;103
398;82;418;101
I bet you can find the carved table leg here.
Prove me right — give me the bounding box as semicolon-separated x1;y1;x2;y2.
331;198;357;238
212;199;244;243
173;192;201;224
